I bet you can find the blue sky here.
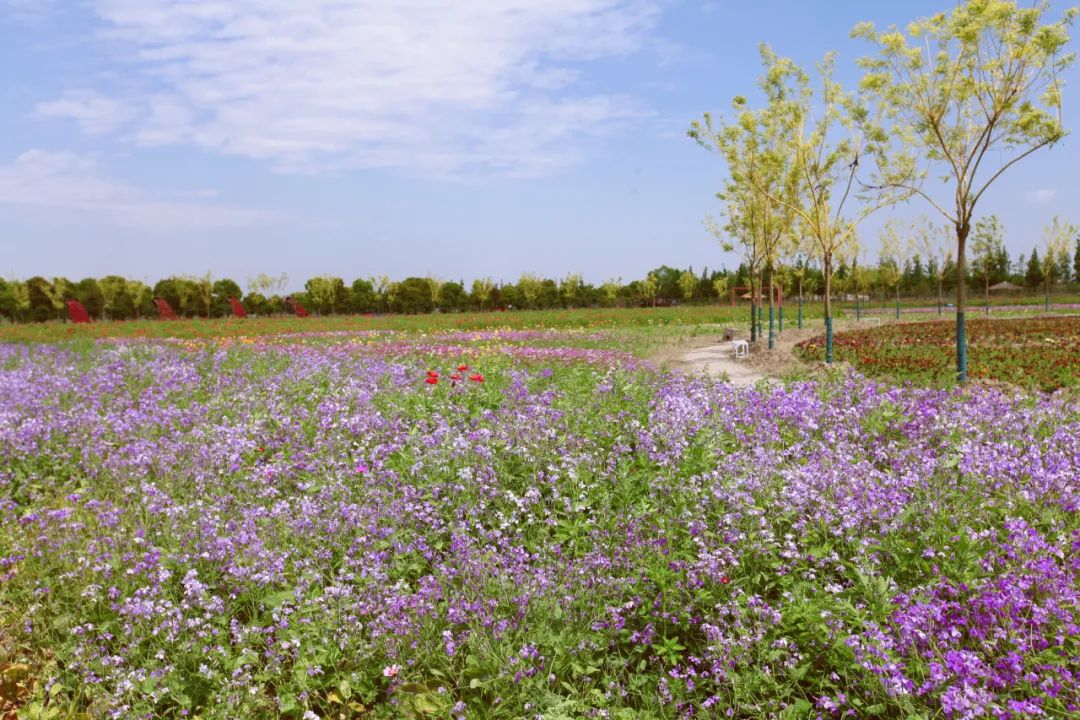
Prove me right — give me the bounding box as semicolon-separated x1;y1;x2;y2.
2;0;1078;291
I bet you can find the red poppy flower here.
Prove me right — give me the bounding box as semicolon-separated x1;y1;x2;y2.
457;364;469;372
426;370;439;378
720;576;730;584
469;373;484;383
425;376;438;385
450;373;462;381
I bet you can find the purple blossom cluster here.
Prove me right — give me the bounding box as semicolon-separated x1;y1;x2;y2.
0;340;1077;719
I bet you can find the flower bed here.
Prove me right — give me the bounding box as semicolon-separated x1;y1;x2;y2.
794;317;1080;391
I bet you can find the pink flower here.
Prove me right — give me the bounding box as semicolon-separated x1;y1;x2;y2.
383;664;400;678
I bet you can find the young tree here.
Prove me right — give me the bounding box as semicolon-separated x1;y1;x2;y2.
711;276;729;306
601;278;622;307
471;278;494;311
689;47;801;349
426;276;443;311
878;218;915;319
970;215;1006;315
1042;216;1076;310
560;273;584;308
854;1;1077;381
678;270;698;302
724;49;905;361
914;217;954;316
518;273;543;309
641;272;659;308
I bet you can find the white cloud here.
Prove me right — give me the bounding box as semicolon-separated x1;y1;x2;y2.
40;0;658;176
36;89;135;135
1026;188;1057;205
0;149;277;228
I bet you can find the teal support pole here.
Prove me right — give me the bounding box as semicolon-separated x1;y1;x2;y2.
750;301;756;342
768;304;775;350
856;296;861;321
895;298;900;320
956;312;967;384
778;305;784;334
797;297;803;329
758;303;763;339
825;316;833;364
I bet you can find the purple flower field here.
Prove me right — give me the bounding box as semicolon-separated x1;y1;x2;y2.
0;336;1077;719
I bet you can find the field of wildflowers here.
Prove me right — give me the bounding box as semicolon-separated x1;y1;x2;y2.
1;327;1078;719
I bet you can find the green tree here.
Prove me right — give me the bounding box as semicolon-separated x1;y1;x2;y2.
26;276;54;322
349;278;377;313
712;276;729;306
126;280;154;318
471;278;494;311
74;278;105;319
854;0;1077;382
518;273;543;309
971;215;1006;314
426;276;443;311
304;276;348;315
641;273;659;307
392;277;434;314
51;278;75;318
439;281;467;312
1042;216;1076;308
879;218;916;318
1026;248;1045;289
0;279;16;322
678;270;698;302
560;272;584;308
212;279;242;317
101;276;133;319
599;278;622;307
1074;237;1080;282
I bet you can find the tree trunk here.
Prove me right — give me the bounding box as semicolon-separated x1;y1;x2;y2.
895;283;900;320
955;219;969;384
937;276;943;317
823;253;833;364
985;276;989;316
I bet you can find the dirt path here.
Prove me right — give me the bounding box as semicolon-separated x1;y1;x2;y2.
659;320;869;386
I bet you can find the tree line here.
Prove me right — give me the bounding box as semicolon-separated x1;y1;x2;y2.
3;228;1079;324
